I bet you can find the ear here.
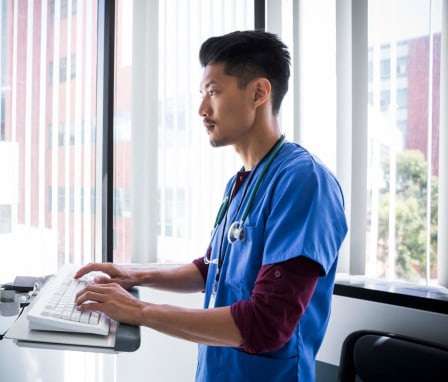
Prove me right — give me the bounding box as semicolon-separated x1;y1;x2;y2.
252;78;271;107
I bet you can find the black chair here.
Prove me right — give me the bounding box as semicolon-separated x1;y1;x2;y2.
337;329;448;382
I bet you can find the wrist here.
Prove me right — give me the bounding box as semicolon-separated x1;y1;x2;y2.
134;268;157;287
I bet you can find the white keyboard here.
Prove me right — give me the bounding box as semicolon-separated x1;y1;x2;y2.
27;264;113;336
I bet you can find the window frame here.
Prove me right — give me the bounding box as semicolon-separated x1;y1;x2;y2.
336;0;448;290
97;0;115;262
106;0;265;263
100;0;448;297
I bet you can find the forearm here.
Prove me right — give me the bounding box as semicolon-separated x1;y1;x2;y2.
134;263;205;293
76;280;240;347
140;304;243;347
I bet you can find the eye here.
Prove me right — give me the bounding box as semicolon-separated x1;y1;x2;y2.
200;88;218;99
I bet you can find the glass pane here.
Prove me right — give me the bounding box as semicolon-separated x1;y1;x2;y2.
113;0;254;263
0;0;98;283
367;0;441;284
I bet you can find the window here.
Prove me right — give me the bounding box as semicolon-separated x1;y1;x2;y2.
367;0;442;284
50;0;77;24
380;90;391;111
49;55;76;85
113;0;255;264
396;88;408;109
60;56;67;82
0;205;11;234
1;0;445;296
340;0;445;288
397;55;408;77
0;0;99;283
380;58;391;79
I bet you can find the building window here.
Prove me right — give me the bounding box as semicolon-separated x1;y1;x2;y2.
396;88;408;109
397;56;408;77
0;205;11;234
381;58;391;79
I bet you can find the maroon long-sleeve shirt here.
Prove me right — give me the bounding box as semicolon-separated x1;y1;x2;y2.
193;255;321;353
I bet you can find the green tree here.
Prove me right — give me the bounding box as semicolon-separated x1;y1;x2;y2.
377;150;438;281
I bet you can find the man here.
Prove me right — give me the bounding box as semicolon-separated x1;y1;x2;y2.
75;30;347;381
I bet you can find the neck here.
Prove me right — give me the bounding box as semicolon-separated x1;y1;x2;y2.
236;130;282;171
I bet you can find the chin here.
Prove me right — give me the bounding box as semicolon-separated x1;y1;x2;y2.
207;133;220;147
207;131;229;148
209;137;227;148
209;139;218;147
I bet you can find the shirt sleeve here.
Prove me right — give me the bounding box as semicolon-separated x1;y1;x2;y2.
230;255;321;354
192;256;209;285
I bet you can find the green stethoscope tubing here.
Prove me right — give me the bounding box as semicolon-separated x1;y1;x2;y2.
212;134;286;240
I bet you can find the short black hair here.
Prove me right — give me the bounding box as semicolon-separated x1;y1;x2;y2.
199;30;291;114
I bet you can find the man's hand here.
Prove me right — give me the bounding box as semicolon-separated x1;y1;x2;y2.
74;262;140;290
75;282;145;326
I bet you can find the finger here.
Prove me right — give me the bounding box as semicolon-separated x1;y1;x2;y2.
75;282;121;303
73;263;100;279
76;301;104;313
75;283;103;300
92;276;108;284
75;289;108;307
74;262;112;280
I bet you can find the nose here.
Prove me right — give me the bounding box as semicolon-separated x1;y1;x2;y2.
198;96;209;117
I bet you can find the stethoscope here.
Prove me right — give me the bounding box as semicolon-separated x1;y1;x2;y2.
204;135;285;265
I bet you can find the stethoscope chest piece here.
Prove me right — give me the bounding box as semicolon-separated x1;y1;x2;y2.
227;220;246;243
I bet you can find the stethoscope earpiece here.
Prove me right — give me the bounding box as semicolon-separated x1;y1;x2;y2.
227;221;246;244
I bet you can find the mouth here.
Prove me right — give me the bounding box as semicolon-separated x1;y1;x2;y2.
203;119;216;132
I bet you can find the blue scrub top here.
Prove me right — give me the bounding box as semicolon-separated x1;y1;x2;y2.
196;142;348;382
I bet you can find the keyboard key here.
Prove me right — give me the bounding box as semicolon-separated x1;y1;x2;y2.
61;309;73;320
89;312;100;325
27;264;112;335
52;311;62;319
80;312;91;324
70;310;81;322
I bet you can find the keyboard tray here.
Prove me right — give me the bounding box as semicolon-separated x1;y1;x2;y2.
6;286;141;353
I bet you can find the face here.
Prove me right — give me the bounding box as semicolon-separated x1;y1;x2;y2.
198;63;257;147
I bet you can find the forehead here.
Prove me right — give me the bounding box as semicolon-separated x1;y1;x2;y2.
200;62;238;90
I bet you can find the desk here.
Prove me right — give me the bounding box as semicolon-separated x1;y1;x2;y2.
0;288;202;382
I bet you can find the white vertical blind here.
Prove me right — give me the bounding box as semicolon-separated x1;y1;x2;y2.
124;0;253;264
130;0;159;263
438;0;448;287
51;0;61;268
74;0;83;264
0;0;98;281
156;0;254;262
39;0;48;238
335;0;353;273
